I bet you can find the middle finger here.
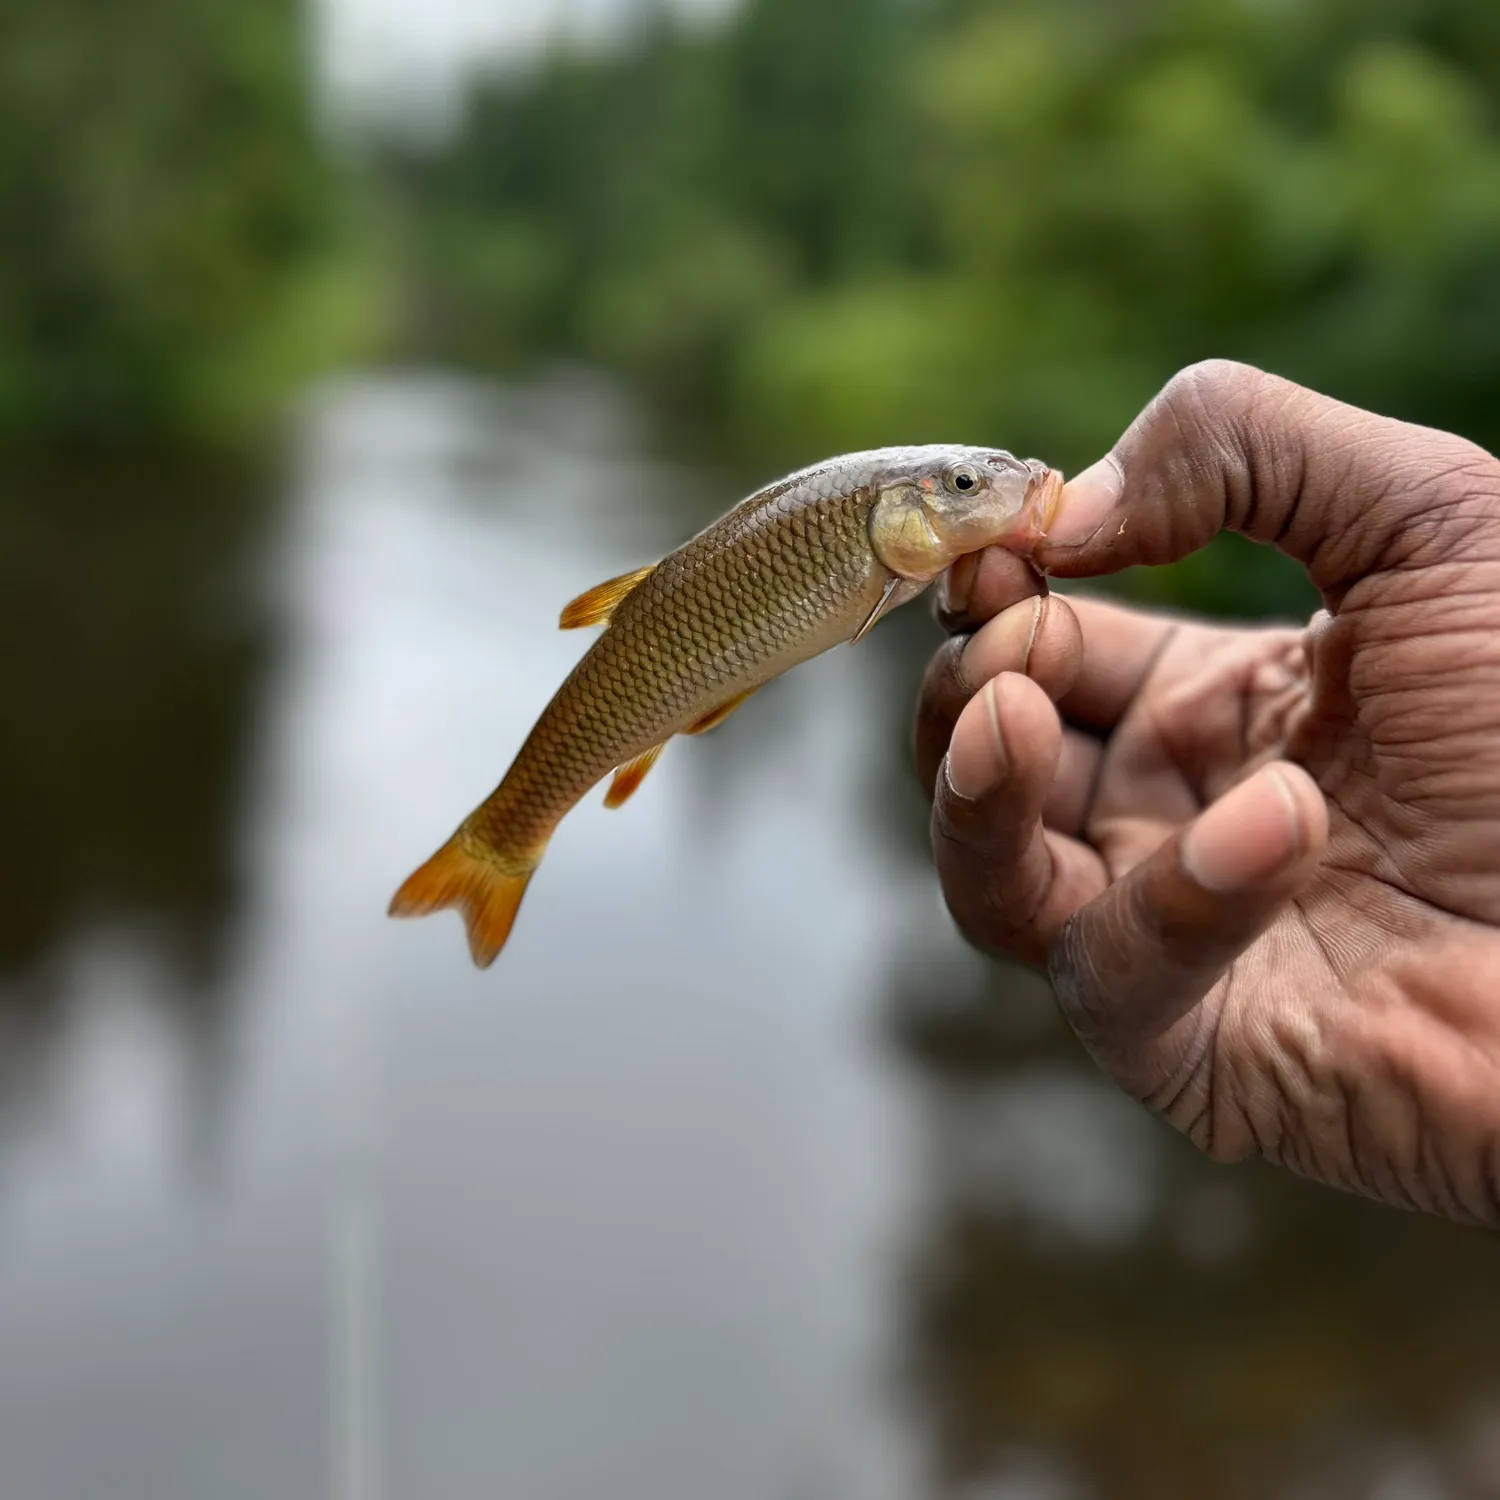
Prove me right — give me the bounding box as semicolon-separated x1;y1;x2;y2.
914;593;1084;794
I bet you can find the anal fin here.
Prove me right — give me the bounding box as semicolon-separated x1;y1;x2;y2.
686;687;758;735
605;741;668;808
560;564;656;629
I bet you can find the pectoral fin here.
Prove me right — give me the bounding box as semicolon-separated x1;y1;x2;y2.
604;741;668;808
850;574;904;645
560;564;657;629
686;687;759;735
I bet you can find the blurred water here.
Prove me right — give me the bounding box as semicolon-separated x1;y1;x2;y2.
2;371;1500;1500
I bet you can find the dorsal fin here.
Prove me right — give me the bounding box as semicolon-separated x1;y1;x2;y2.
559;564;656;629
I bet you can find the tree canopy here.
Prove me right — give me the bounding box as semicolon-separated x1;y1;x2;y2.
0;0;364;440
395;0;1500;615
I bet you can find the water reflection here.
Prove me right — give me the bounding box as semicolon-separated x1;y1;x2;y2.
1;371;1497;1500
0;446;278;1117
884;953;1500;1499
0;372;925;1500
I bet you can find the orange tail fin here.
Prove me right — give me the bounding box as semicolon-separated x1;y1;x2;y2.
388;838;538;969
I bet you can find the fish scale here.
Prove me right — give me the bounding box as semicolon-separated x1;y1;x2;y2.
390;443;1060;965
479;475;879;864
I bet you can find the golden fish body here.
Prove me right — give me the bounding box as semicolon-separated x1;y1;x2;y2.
392;444;1060;965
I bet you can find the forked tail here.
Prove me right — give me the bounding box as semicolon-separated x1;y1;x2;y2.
388;835;540;969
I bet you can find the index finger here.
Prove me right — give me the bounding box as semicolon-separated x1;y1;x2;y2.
1034;359;1500;596
933;544;1046;635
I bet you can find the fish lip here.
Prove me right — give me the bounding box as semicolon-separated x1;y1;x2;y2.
1017;463;1065;548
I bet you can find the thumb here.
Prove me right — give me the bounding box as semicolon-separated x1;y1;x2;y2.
1034;360;1498;595
1048;761;1329;1080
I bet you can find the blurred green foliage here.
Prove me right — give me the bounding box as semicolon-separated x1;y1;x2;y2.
12;0;1500;616
0;0;376;442
392;0;1500;618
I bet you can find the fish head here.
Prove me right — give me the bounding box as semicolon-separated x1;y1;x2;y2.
867;447;1063;581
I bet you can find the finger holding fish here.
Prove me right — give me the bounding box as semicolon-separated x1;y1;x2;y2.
913;591;1084;794
933;672;1109;967
932;543;1046;635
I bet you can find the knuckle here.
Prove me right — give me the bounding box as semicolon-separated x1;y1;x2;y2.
1157;358;1295;461
1171;357;1264;402
1128;360;1288;540
1161;358;1270;431
941;867;1038;963
1149;361;1374;550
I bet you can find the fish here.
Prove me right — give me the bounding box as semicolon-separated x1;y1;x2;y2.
390;444;1062;966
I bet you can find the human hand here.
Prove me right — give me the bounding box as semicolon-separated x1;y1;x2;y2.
916;360;1500;1224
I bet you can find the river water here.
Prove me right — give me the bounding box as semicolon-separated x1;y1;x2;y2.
2;370;1498;1500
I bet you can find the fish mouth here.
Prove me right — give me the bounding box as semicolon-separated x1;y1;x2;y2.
1017;462;1065;550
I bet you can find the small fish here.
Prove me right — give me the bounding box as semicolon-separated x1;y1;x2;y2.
390;445;1062;966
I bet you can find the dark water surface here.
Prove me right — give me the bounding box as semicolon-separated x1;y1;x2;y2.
2;371;1499;1500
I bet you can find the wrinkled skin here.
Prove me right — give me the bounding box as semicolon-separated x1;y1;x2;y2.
915;360;1500;1225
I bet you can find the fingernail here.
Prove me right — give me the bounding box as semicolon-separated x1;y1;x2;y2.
1180;768;1304;893
1046;456;1124;546
959;596;1044;689
945;680;1006;800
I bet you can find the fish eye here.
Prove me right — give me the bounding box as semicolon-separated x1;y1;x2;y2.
945;464;980;494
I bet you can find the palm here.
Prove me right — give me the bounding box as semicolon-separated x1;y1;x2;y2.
1073;602;1500;1216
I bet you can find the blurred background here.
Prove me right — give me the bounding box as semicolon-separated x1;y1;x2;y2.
5;0;1500;1496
